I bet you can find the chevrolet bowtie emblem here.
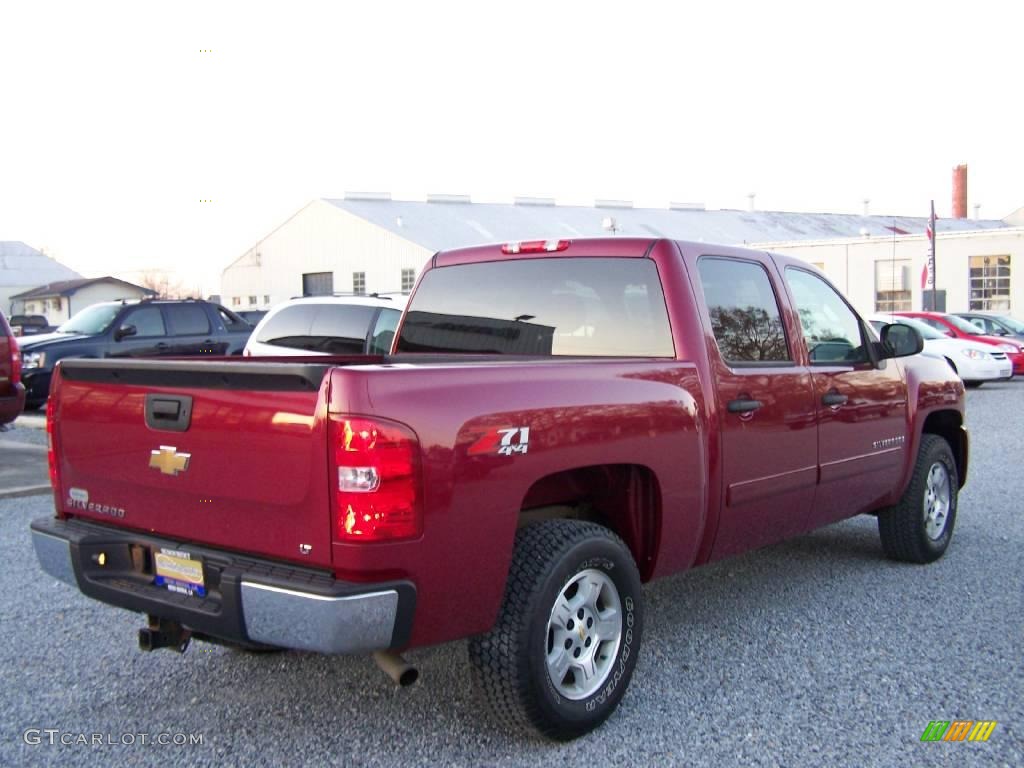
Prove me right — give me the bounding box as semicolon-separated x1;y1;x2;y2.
149;446;191;476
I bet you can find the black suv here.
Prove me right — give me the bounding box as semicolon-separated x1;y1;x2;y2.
18;299;252;408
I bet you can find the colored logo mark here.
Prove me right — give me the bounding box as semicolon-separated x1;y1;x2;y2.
921;720;997;742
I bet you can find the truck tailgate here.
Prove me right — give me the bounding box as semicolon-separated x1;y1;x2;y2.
52;359;335;568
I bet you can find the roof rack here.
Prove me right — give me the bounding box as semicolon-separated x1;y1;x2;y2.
286;292;404;300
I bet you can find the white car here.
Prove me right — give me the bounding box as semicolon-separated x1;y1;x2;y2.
244;294;407;357
868;314;1012;387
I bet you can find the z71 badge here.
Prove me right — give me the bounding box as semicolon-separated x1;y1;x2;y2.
468;427;531;456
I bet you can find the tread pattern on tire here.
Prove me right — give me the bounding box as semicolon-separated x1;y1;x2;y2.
878;434;957;564
468;519;634;739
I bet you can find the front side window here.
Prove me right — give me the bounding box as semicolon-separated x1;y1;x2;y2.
120;307;166;338
697;257;790;364
396;258;673;357
785;268;868;364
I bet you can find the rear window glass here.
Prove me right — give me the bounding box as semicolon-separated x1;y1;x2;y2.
255;304;375;354
396;258;674;357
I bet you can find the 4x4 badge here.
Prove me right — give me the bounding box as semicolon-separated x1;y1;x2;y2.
149;446;191;476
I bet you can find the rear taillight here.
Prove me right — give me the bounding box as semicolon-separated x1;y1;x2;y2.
501;239;570;254
46;397;58;488
330;416;422;542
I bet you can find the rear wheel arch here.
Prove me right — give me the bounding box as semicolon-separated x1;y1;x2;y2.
516;464;662;581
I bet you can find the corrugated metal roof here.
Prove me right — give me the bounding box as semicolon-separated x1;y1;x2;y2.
323;199;1007;252
0;241;81;287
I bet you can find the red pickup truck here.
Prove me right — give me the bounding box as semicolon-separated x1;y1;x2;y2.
31;238;967;740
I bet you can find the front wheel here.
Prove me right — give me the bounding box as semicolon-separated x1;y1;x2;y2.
468;520;643;740
878;434;958;563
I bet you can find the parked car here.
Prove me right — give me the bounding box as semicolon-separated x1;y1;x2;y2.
867;314;1011;387
243;294;406;356
32;238;966;740
895;311;1024;375
235;310;268;327
7;314;54;337
0;310;26;424
953;311;1024;341
17;299;252;408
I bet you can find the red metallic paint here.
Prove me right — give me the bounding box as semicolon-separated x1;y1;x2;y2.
49;238;967;650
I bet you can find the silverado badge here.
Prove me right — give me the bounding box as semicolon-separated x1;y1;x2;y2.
149;446;192;476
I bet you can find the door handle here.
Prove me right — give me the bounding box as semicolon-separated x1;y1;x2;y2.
727;398;763;414
822;392;848;407
155;342;169;350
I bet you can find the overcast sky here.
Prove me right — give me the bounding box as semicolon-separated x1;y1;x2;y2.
1;0;1019;295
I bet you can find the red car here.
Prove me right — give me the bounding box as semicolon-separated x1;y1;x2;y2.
896;311;1024;375
0;310;27;424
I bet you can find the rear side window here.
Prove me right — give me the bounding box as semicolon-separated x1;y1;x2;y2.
697;257;790;364
165;304;211;336
396;258;673;357
369;308;401;354
255;304;375;354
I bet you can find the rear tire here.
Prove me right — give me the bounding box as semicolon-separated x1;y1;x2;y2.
468;520;643;740
878;434;958;563
963;381;983;389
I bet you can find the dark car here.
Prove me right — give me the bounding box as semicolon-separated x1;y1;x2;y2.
953;312;1024;340
17;299;252;408
235;310;268;326
8;314;54;337
0;310;26;424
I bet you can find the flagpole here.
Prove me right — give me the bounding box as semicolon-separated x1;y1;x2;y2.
929;200;937;311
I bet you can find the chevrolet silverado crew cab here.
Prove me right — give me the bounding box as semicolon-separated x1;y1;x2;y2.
31;238;967;740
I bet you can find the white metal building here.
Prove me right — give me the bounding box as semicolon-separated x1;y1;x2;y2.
221;194;1013;313
1;241;81;316
754;228;1024;317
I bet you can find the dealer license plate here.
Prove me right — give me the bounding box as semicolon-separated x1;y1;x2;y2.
154;549;206;597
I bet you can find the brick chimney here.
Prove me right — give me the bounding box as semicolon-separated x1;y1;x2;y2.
952;164;968;219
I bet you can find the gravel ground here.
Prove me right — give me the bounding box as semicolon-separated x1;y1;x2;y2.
1;383;1021;767
0;421;48;447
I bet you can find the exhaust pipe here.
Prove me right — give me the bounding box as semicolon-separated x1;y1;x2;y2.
373;651;418;687
138;616;191;653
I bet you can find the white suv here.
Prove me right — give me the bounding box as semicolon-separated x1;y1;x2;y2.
244;294;407;357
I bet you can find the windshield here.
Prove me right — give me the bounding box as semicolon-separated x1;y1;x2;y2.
944;314;988;334
57;303;121;334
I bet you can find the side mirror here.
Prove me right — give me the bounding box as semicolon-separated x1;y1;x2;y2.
879;323;924;358
115;325;137;341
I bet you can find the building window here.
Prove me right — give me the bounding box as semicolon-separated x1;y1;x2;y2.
51;298;62;311
353;272;366;295
302;272;334;297
248;295;257;305
232;297;241;306
401;268;416;293
874;259;911;312
263;295;271;304
969;255;1011;310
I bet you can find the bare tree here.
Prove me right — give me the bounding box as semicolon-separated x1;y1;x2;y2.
138;270;200;299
